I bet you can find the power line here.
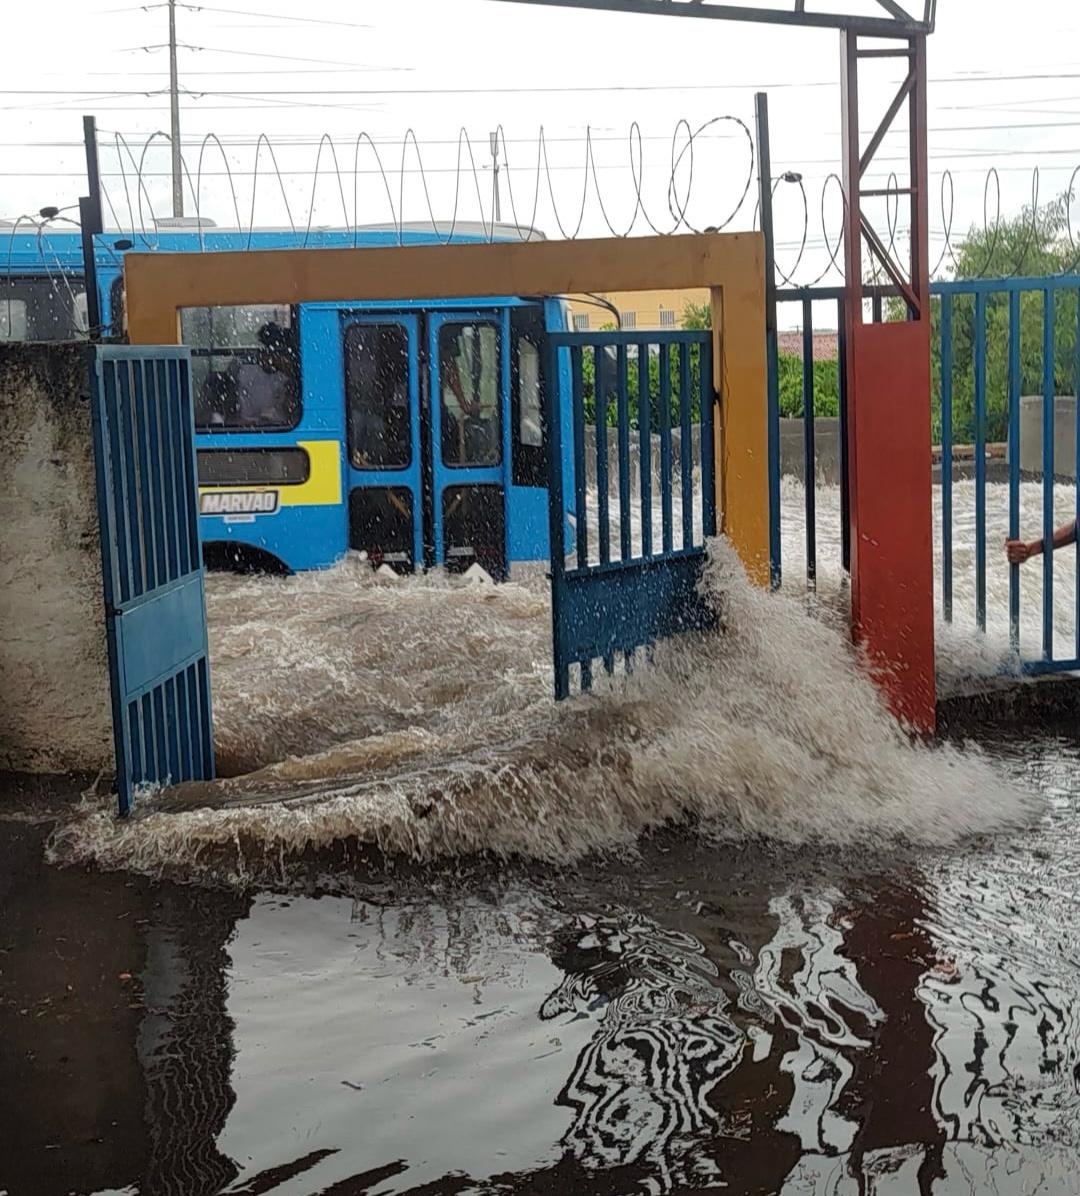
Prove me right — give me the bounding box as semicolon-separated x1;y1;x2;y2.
37;68;422;76
121;42;409;69
178;3;375;29
95;1;374;26
15;70;1080;98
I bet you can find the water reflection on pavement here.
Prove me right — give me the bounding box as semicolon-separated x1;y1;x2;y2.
2;733;1079;1196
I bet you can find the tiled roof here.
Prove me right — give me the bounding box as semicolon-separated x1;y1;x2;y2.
777;330;839;361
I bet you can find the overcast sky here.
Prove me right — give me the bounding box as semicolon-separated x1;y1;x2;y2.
2;0;1079;285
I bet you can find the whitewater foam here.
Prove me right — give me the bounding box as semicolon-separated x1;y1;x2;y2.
46;536;1037;884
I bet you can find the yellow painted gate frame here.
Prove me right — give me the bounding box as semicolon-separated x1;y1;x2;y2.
123;232;769;584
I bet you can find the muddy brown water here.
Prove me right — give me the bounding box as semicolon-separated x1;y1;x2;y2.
3;725;1079;1196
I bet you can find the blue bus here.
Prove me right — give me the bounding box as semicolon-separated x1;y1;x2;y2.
2;219;576;577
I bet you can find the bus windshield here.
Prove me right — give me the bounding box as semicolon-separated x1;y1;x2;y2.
181;303;301;432
1;276;87;342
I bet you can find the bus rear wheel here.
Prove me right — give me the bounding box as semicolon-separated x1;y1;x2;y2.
202;542;290;576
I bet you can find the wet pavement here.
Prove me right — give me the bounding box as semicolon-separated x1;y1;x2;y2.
3;726;1079;1196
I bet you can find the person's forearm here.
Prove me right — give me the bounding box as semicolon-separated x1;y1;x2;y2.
1029;520;1077;555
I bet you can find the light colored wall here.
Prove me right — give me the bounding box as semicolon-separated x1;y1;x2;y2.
1019;396;1078;477
565;289;710;330
0;343;113;775
582;418;842;492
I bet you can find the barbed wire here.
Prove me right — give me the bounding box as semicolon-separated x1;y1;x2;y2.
90;119;756;251
4;123;1080;292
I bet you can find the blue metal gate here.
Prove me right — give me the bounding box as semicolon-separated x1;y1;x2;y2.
546;330;717;698
90;346;215;815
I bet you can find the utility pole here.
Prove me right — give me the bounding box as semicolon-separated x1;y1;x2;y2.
168;0;184;217
488;131;501;224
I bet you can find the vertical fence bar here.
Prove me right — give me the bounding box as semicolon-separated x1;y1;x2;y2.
594;346;610;567
767;318;782;586
164;676;181;784
120;361;147;599
659;342;673;555
837;297;851;575
177;358;201;577
196;657;214;780
185;665;202;779
802;297;817;586
128;702;143;790
638;341;652;558
141;361;165;590
156;361;180;583
167;359;190;577
141;694;155;787
1008;290;1021;652
545;338;568;699
975;291;987;631
756;92;782;589
101;364;128;603
133;363;152;591
571;346;589;570
616;344;631;561
175;667;193;780
871;292;883;323
1075;289;1080;661
1043;288;1056;660
679;343;693;550
940;293;954;623
700;339;717;537
153;686;168;781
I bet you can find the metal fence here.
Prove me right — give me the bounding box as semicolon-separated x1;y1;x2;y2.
546;330;717;699
774;273;1080;675
90;346;215;815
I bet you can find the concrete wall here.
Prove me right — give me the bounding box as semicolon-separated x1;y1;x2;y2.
583;417;842;493
564;288;710;331
1019;396;1078;477
0;343;113;775
779;417;842;485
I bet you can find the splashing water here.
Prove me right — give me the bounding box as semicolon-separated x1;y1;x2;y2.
47;519;1036;882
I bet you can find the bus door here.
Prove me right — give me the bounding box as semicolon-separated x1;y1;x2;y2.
428;309;511;580
343;313;424;571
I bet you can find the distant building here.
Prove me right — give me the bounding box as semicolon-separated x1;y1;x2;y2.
564;293;840;363
565;288;709;332
777;330;838;361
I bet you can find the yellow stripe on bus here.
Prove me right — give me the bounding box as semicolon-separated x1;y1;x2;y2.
198;439;342;508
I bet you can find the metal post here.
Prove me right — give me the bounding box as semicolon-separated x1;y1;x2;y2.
81;115;104;341
489;131;502;224
755;91;781;589
545;338;568;698
838;28;936;733
168;0;184;218
839;32;863;326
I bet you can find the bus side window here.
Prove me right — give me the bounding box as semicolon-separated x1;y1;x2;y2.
438;322;501;468
0;299;28;341
345;323;412;470
181;304;301;432
518;339;543;449
108;276;125;339
1;276;86;342
510;307;547;488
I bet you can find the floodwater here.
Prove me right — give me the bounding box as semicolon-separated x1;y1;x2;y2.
4;481;1080;1194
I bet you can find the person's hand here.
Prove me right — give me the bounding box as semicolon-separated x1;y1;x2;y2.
1005;539;1035;564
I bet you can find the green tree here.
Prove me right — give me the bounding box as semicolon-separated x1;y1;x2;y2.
679;300;839;419
681;299;711;331
580;344;705;428
890;192;1079;443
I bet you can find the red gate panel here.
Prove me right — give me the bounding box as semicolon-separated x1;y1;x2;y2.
847;319;935;732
